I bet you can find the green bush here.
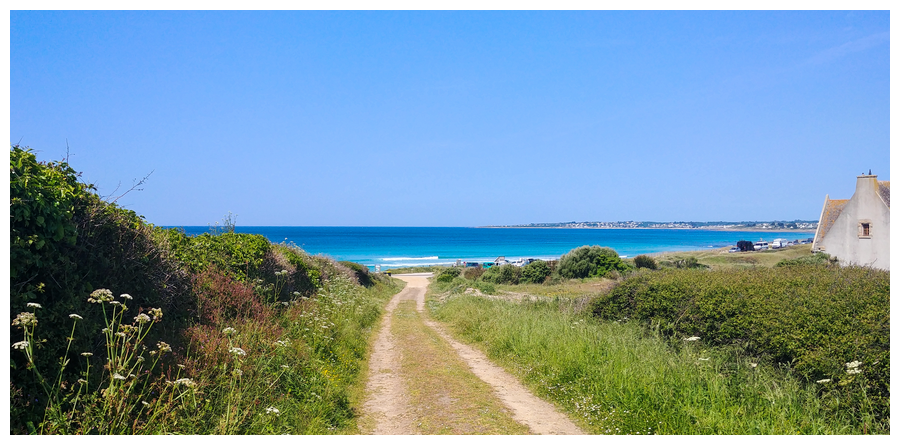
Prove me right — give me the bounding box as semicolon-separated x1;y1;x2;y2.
463;267;484;280
557;245;631;279
589;266;890;423
633;255;658;270
520;260;551;284
436;267;461;283
481;264;521;284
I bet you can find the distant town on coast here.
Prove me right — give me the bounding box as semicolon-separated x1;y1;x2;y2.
483;220;818;230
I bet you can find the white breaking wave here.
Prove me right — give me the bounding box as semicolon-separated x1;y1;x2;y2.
381;256;439;261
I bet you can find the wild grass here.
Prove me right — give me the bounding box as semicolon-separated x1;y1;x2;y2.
428;284;883;434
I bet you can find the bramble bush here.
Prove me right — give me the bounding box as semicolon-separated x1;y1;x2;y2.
9;146;400;434
589;265;890;426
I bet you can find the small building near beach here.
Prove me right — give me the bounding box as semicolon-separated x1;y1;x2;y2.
811;173;890;270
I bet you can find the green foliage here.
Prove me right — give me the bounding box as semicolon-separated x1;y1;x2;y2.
590;266;890;424
632;255;658;270
520;260;551;284
8;146;403;434
557;245;632;279
670;256;708;269
338;261;374;287
10;145;88;306
463;267;485;280
163;229;271;282
481;264;521;284
430;293;879;434
436;267;462;283
775;252;837;267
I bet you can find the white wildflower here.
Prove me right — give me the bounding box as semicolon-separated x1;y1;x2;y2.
846;360;861;369
149;308;163;321
230;347;246;356
233;369;243;377
120;294;133;300
684;336;700;342
142;401;150;406
12;312;37;327
750;363;758;368
698;357;710;361
134;313;151;324
27;302;42;309
90;289;114;302
12;341;29;350
846;368;862;375
81;352;93;357
816;379;832;384
222;327;236;336
69;314;83;320
157;342;172;353
174;378;196;388
113;373;126;380
266;406;281;416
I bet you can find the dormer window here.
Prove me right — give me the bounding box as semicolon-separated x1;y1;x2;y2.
859;221;872;238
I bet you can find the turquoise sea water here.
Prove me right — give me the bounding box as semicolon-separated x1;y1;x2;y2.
171;226;815;270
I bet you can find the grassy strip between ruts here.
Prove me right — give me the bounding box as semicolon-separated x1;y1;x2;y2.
427;285;876;434
392;299;530;434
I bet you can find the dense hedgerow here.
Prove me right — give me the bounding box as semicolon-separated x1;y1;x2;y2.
589;265;890;423
9;146;400;434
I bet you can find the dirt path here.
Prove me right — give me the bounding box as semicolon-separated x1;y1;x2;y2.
359;273;585;435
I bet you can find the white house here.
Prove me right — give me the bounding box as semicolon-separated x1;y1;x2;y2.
811;173;890;270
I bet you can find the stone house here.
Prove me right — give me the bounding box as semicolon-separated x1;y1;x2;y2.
811;173;890;270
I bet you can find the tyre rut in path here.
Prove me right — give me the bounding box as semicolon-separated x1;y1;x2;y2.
360;273;585;435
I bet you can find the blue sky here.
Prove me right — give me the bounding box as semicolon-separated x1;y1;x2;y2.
10;10;890;226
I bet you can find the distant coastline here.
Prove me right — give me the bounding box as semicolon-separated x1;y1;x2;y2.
480;220;818;232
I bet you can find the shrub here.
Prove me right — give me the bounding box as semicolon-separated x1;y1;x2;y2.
436;267;462;283
481;264;521;284
520;260;551;284
557;245;632;279
463;267;485;280
633;255;658;270
590;266;890;423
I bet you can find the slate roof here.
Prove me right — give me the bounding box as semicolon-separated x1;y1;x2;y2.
878;181;890;208
815;198;849;241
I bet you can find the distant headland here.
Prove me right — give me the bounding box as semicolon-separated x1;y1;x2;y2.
480;220;818;231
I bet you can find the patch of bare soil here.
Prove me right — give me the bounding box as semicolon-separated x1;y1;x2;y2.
359;283;418;434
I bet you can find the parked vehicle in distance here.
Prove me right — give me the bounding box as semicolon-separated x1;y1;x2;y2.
754;241;769;251
771;238;789;249
729;246;740;253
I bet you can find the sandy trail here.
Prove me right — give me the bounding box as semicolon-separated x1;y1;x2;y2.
360;273;584;435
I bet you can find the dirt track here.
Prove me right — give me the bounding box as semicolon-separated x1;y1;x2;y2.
359;273;584;435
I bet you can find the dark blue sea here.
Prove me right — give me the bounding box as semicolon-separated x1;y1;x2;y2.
168;226;815;270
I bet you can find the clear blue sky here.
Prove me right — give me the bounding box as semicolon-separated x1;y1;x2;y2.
10;10;890;226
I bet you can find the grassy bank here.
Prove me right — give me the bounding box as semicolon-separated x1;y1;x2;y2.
427;250;888;434
10;146;402;434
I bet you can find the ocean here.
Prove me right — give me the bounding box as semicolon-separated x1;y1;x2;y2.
170;226;816;270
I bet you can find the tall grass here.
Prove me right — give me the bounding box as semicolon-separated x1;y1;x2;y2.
429;292;878;434
11;261;401;434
